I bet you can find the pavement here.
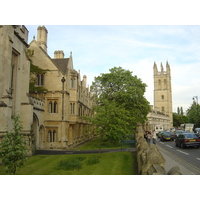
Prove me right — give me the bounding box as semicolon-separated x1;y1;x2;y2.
157;144;200;175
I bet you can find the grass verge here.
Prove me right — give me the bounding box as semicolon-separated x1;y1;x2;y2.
0;152;136;175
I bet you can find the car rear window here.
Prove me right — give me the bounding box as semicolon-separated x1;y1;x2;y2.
184;134;197;139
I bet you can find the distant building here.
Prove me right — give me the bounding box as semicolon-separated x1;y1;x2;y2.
145;62;173;132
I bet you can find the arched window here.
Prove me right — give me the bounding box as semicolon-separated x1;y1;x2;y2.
49;101;53;113
48;101;58;113
161;95;164;100
48;130;56;142
53;130;56;142
70;78;74;88
36;74;45;86
162;106;165;112
54;101;58;113
48;130;52;142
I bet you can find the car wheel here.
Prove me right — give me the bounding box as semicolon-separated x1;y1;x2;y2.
175;142;178;147
196;146;200;148
181;143;185;149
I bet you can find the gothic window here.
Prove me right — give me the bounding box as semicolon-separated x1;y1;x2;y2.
70;103;75;114
162;106;165;112
158;79;161;85
36;74;45;86
70;78;74;88
54;101;58;113
161;95;164;100
48;130;56;142
48;101;53;113
48;101;58;113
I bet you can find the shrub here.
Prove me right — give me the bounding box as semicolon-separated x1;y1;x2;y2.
85;157;100;165
57;158;82;171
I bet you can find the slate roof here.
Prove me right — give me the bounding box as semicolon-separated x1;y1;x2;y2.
51;58;69;75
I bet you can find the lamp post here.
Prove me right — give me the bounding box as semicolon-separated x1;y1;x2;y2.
61;77;66;121
193;96;199;127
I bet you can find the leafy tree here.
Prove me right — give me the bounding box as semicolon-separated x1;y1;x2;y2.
90;67;150;145
177;107;180;115
187;102;200;127
0;115;28;175
173;112;188;127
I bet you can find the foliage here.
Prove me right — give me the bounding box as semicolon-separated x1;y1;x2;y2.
177;106;184;115
186;102;200;127
85;156;100;165
0;115;28;175
27;49;48;93
57;157;82;171
90;67;150;144
173;112;188;127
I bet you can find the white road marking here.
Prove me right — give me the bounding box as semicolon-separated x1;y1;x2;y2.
176;150;189;155
196;158;200;161
166;145;173;148
160;142;164;144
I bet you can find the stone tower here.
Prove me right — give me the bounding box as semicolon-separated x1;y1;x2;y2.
37;26;48;52
153;61;173;128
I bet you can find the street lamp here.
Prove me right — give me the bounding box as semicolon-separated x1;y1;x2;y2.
193;96;198;105
61;77;66;121
193;96;199;128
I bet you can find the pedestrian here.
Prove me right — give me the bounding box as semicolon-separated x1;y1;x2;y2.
147;131;152;145
144;131;148;141
152;130;157;144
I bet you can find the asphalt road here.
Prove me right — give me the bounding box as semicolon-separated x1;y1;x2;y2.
156;138;200;173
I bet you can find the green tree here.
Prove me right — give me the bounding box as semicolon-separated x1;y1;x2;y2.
173;112;188;127
187;102;200;127
0;115;28;175
90;67;150;145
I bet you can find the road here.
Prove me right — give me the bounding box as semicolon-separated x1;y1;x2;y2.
156;139;200;174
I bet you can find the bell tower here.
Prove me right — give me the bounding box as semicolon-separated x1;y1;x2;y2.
153;61;173;128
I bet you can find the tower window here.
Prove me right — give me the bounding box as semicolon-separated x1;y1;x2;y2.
162;106;165;112
161;95;164;100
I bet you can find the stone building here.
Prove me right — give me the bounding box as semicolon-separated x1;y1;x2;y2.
0;25;93;156
0;25;34;155
145;62;173;132
28;26;93;150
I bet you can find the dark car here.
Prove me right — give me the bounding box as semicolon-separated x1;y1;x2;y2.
175;133;200;148
157;131;163;138
160;132;174;141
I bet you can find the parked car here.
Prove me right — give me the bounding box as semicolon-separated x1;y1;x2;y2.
175;133;200;148
160;132;174;141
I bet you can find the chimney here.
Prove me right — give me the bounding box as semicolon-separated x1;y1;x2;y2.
54;50;65;59
37;26;48;52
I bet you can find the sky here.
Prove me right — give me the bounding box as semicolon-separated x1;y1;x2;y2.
26;25;200;113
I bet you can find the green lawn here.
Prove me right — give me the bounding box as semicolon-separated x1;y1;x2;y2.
0;152;136;175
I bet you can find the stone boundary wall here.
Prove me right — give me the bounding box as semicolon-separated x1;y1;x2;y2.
136;132;182;175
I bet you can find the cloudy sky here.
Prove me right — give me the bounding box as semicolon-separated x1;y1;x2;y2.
26;25;200;113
